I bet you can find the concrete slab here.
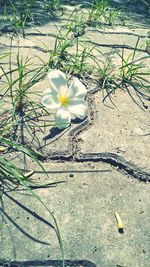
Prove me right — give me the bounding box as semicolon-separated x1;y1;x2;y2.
1;161;150;267
78;89;150;176
85;29;147;51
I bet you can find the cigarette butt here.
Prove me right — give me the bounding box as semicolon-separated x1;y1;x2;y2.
115;212;124;233
0;146;8;152
24;170;34;178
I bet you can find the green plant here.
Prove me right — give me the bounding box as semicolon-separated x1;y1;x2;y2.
65;9;86;38
104;7;119;26
146;39;150;54
2;0;35;35
98;56;115;85
0;46;48;140
65;41;101;77
46;31;74;70
96;38;150;107
118;9;128;26
101;39;150;107
0;49;64;264
43;0;62;12
138;0;150;11
43;26;102;78
118;39;150;106
86;0;109;26
1;0;62;35
97;53;120;105
0;137;65;266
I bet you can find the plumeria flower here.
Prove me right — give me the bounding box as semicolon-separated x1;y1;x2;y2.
41;70;88;129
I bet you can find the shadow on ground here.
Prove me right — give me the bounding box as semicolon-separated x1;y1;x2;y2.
1;193;97;267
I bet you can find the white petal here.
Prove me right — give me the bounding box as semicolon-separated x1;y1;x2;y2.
68;78;87;99
55;108;71;129
48;70;68;96
41;89;59;109
42;88;57;95
67;99;88;119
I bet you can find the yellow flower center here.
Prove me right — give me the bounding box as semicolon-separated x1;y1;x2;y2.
58;95;69;107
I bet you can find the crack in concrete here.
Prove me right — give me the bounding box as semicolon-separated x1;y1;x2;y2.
11;85;149;182
89;28;150;39
81;40;147;53
0;39;148;54
69;88;150;182
10;29;150;40
76;153;150;182
0;259;96;267
0;43;50;53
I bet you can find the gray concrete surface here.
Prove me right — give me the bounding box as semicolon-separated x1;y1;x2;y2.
0;3;150;267
1;161;150;267
79;89;150;173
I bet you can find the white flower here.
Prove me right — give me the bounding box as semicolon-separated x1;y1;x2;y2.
41;70;88;129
